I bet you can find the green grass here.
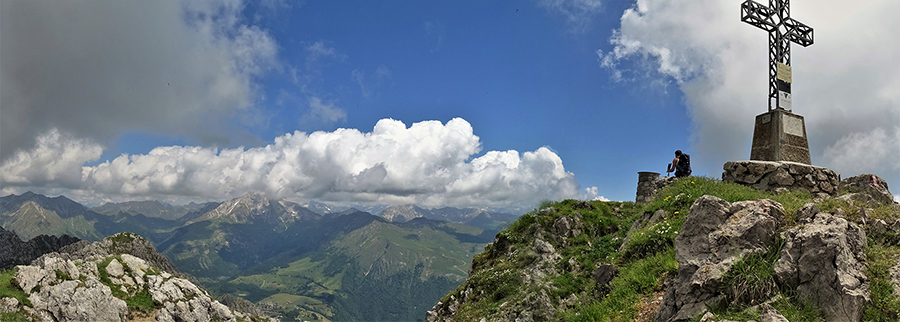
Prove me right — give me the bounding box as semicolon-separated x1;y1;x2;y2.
620;215;684;260
0;268;31;307
97;256;128;299
125;287;160;312
862;242;900;321
771;296;823;322
721;238;785;305
563;249;678;322
0;312;31;322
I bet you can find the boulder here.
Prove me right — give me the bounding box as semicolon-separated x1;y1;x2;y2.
796;202;820;223
839;174;896;206
1;297;19;313
655;196;785;322
591;264;617;290
774;212;869;322
759;303;788;322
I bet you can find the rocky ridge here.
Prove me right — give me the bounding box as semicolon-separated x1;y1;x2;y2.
427;172;900;322
1;232;276;322
0;227;80;270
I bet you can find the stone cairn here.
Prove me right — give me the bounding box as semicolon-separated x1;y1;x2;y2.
722;161;839;196
636;172;677;204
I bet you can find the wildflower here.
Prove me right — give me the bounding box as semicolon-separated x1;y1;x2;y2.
674;211;679;214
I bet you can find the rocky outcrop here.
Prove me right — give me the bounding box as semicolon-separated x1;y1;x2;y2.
1;232;276;322
637;172;678;204
723;161;839;196
57;232;178;274
0;226;81;270
426;205;599;322
655;196;785;322
775;212;869;322
839;174;897;206
655;195;876;322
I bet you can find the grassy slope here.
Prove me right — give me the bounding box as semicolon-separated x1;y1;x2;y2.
444;176;900;322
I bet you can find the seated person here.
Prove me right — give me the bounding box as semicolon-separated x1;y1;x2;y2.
666;150;692;178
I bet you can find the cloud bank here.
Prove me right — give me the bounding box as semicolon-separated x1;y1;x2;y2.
1;119;597;208
599;0;900;185
0;0;278;162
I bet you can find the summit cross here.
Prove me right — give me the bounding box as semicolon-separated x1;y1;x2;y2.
741;0;814;111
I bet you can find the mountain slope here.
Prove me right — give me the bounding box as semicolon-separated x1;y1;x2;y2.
219;214;492;322
379;204;518;230
92;199;219;220
0;192;114;241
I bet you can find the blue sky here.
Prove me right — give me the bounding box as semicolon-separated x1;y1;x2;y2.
2;0;898;208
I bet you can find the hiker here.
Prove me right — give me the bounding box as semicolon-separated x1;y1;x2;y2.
666;150;692;178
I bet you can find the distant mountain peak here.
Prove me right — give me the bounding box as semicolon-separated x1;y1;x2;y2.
187;193;318;225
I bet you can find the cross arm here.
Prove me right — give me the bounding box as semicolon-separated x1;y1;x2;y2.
783;18;814;47
741;0;776;32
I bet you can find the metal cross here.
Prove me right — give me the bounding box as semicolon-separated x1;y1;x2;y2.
741;0;813;111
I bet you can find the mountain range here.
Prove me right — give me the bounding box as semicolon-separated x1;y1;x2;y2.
0;191;517;321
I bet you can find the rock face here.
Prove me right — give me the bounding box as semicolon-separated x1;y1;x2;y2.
656;194;875;322
637;172;678;204
655;196;785;322
775;212;869;322
722;161;839;196
1;232;276;322
0;226;81;270
839;174;897;206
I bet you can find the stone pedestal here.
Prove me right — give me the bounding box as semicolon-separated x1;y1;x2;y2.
750;109;811;164
636;172;676;204
723;161;838;196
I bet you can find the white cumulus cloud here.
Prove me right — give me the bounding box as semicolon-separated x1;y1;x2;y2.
599;0;900;185
1;119;595;209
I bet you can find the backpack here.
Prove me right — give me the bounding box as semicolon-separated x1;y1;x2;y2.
677;153;691;173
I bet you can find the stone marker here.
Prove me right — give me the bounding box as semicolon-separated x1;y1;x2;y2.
741;0;815;164
750;109;810;164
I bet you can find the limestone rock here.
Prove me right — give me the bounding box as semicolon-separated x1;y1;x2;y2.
7;232;277;322
28;279;128;322
839;174;896;205
774;212;869;322
1;297;19;313
655;196;784;322
796;202;820;223
106;258;125;277
591;264;617;291
759;304;788;322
